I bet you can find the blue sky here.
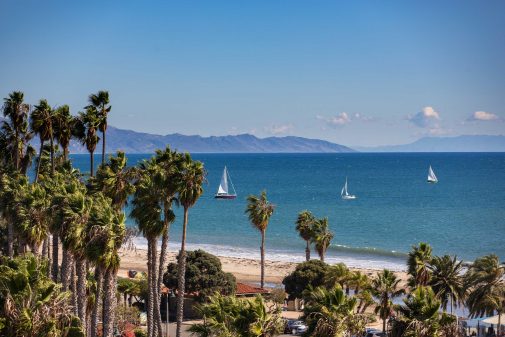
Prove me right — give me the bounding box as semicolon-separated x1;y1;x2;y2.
1;1;504;146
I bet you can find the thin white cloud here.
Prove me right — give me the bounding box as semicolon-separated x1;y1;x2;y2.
317;112;351;127
467;111;500;121
264;123;294;135
408;106;440;128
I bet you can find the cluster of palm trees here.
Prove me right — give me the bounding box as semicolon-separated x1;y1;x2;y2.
282;240;504;336
0;90;207;337
295;210;335;262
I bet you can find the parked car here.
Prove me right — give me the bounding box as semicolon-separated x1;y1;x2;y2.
290;321;308;335
363;328;386;337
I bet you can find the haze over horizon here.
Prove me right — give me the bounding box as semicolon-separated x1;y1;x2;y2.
1;1;504;146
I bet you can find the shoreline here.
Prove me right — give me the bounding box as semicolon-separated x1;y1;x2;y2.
118;247;409;287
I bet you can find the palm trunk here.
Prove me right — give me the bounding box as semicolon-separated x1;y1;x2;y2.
7;221;13;257
383;318;386;333
260;229;265;289
63;146;69;162
71;262;78;316
31;242;40;256
102;268;117;337
60;249;72;291
91;267;103;337
49;133;54;176
51;233;59;282
156;207;171;336
41;238;48;260
90;151;94;177
151;238;161;337
176;208;189;337
147;238;155;337
76;258;87;332
305;240;310;261
35;140;44;182
102;131;106;165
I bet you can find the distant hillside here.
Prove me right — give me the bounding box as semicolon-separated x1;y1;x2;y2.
60;126;355;153
357;135;505;152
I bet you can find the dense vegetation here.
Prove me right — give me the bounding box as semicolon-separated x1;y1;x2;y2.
0;90;207;337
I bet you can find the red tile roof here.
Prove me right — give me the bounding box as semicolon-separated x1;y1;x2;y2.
236;282;269;295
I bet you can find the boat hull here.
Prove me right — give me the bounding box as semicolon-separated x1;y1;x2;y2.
342;195;357;200
427;180;438;183
215;194;237;199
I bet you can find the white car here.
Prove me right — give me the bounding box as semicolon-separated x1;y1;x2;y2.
291;321;308;335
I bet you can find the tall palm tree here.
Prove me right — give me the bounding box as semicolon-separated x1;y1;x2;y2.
407;242;433;288
151;147;181;335
57;177;92;331
1;91;32;171
53;104;75;161
371;269;405;333
77;107;100;177
245;190;275;289
131;167;165;337
296;210;316;261
86;193;126;337
428;255;466;314
30;99;55;181
313;217;333;263
466;255;505;334
175;156;205;337
88;91;111;165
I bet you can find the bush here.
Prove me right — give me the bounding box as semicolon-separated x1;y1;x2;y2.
163;249;236;301
282;260;329;299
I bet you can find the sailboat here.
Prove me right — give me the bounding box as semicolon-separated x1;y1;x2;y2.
341;177;356;200
215;166;237;199
427;165;438;183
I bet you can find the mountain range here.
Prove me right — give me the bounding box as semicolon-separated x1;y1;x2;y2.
356;135;505;152
64;126;355;153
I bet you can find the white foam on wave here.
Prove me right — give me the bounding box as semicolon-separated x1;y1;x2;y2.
132;237;406;272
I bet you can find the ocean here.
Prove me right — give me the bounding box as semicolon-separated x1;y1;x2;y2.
70;152;505;271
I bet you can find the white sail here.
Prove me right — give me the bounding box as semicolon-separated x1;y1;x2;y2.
427;165;438;183
217;166;229;194
341;178;356;199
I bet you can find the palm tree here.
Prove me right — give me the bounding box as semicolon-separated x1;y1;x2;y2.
86;193;126;337
150;147;181;335
313;217;333;262
0;173;29;257
428;255;466;314
53;104;75;161
407;242;433;288
57;177;92;331
13;182;50;256
325;262;351;291
1;91;32;171
0;255;85;337
466;255;505;334
350;271;371;295
371;269;405;333
89;151;136;210
175;156;205;337
395;286;442;337
295;210;316;261
245;190;275;289
302;286;369;337
189;293;283;337
88;91;111;165
77;107;100;177
30;99;55;181
131;166;163;337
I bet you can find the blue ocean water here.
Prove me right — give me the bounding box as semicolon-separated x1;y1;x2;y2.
70;153;505;271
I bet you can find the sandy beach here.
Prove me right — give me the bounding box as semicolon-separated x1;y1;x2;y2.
117;247;409;287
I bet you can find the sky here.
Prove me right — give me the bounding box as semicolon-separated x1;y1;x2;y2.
1;1;504;147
